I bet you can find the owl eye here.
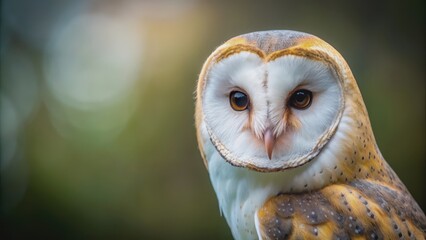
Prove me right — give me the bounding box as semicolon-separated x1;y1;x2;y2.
289;89;313;110
230;91;249;111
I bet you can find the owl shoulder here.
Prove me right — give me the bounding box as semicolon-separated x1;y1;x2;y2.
255;180;426;239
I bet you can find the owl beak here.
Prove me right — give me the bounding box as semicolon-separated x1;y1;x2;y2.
264;128;275;160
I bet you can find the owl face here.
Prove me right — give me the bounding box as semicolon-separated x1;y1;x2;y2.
198;31;346;172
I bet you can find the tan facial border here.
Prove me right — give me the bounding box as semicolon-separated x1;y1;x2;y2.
196;37;346;172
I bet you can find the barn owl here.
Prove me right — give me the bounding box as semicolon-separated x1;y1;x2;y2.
195;30;425;239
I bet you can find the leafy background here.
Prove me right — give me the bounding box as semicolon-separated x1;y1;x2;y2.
1;0;424;239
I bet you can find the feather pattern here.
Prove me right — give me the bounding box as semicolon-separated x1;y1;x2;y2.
257;178;426;239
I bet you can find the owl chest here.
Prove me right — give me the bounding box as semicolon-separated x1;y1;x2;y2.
207;151;283;240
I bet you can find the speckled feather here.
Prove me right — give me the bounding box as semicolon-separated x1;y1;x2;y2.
257;169;426;239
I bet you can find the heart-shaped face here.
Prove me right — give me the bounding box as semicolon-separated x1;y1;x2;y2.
198;33;345;171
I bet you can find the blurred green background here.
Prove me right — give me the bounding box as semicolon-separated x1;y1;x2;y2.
1;0;424;239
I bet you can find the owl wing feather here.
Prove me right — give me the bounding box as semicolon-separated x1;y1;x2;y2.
256;179;426;240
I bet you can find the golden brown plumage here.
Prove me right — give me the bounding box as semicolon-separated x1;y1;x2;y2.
257;170;426;239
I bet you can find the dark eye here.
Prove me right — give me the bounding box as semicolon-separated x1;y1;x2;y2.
229;91;249;111
289;89;313;110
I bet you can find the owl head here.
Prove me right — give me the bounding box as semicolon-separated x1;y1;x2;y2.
196;30;367;172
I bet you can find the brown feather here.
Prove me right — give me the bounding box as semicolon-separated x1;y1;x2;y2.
257;177;426;239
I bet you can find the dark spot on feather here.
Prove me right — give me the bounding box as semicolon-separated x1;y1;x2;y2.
313;227;318;236
354;225;363;234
